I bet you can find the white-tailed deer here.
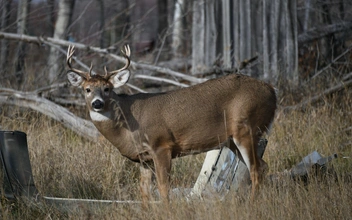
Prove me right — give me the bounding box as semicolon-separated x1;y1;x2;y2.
66;45;277;201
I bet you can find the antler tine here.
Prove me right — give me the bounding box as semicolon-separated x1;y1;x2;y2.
105;45;131;78
66;45;90;78
66;45;74;68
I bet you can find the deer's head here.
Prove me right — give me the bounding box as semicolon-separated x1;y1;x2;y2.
66;45;131;113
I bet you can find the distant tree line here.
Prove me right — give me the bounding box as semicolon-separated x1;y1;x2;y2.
0;0;351;89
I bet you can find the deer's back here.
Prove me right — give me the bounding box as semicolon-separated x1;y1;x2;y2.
125;74;277;157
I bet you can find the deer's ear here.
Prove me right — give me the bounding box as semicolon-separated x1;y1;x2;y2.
67;71;85;87
109;70;130;88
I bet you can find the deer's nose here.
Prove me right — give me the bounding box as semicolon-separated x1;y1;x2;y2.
92;99;104;111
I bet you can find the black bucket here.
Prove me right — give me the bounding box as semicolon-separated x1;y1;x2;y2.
0;131;39;201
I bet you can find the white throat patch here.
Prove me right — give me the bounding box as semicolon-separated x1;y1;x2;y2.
89;111;112;122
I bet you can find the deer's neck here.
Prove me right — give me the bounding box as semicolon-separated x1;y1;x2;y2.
89;111;112;122
89;99;146;162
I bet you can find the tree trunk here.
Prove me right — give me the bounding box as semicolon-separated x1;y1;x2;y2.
110;0;129;47
97;0;106;48
269;0;280;83
303;0;311;31
130;0;158;55
46;0;55;37
262;0;298;85
239;0;251;61
283;0;298;83
222;0;231;68
0;0;12;79
191;0;205;75
262;0;269;80
319;0;335;63
47;0;75;84
233;0;240;67
171;0;185;58
157;0;169;49
205;0;217;67
231;0;257;72
14;0;30;88
191;0;217;75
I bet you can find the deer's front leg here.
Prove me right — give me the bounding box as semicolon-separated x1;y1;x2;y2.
139;164;153;204
153;147;172;202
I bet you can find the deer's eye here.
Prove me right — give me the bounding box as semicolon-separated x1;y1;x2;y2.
104;88;110;93
86;88;91;93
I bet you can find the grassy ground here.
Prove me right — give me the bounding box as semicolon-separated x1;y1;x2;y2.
0;85;351;219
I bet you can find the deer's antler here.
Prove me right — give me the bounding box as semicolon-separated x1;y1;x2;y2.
66;45;92;79
104;45;131;79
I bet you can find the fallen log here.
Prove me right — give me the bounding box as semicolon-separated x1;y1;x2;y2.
0;31;205;84
0;88;99;141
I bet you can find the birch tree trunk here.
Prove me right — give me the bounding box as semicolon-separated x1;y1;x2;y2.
283;0;298;83
191;0;205;75
171;0;185;57
47;0;75;84
239;0;251;62
233;0;240;67
262;0;298;85
204;0;217;67
222;0;231;68
191;0;217;75
231;0;257;73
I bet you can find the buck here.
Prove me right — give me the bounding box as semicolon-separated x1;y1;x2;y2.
66;45;277;201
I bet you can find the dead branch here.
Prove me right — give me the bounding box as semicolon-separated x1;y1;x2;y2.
0;88;100;141
311;45;352;80
283;78;352;111
0;31;206;84
33;82;68;94
298;21;352;46
343;72;352;81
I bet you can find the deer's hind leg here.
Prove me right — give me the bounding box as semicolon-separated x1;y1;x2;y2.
229;123;267;199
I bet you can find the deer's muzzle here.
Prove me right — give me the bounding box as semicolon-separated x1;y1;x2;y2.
92;99;104;111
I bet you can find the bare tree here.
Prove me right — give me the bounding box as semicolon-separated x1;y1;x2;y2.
97;0;106;48
262;0;298;84
205;0;217;68
46;0;55;37
283;0;298;83
171;0;185;57
109;0;129;47
157;0;168;45
14;0;30;88
130;0;158;55
0;0;12;78
222;0;231;68
191;0;217;75
47;0;75;84
191;0;204;75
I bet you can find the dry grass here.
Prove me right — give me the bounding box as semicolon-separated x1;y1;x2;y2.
0;88;351;219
